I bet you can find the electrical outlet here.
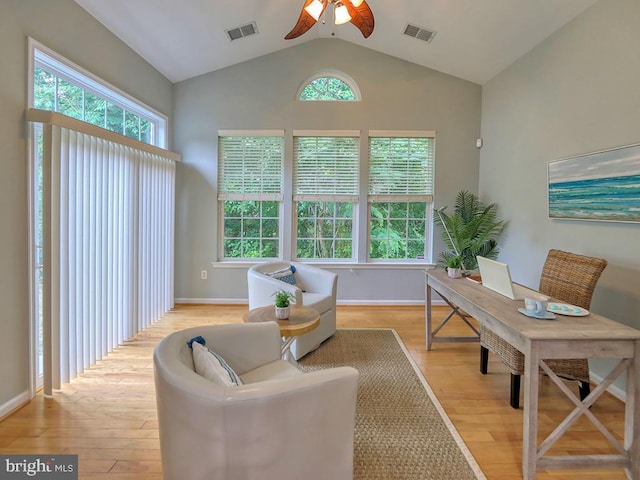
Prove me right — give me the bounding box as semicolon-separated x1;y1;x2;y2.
200;270;207;280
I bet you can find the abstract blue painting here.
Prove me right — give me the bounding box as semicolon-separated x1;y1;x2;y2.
548;143;640;222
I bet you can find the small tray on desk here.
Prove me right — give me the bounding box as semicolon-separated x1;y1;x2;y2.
547;303;589;316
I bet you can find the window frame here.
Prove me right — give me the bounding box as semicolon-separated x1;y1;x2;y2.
295;201;357;261
218;200;283;260
29;38;168;148
217;130;286;261
296;70;362;102
27;38;171;395
214;129;436;266
292;130;360;262
367;131;436;263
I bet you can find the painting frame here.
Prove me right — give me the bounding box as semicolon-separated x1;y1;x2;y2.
547;143;640;223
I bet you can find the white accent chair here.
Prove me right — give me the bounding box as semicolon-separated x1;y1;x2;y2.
153;322;359;480
247;261;338;359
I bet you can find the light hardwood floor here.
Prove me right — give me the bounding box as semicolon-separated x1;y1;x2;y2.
0;304;630;479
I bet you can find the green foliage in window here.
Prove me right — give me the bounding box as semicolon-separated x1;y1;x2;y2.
222;201;280;258
299;77;356;101
370;202;427;260
84;92;106;126
296;201;353;259
33;67;56;111
106;102;124;134
56;79;83;120
33;66;155;145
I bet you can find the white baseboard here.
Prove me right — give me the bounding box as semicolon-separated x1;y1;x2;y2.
174;298;444;307
336;299;433;306
590;372;626;403
175;298;247;305
0;390;30;420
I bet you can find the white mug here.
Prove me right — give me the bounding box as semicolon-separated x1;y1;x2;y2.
524;295;549;315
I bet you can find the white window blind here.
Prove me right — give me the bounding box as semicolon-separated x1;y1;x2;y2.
29;109;178;396
218;131;284;201
293;132;360;201
368;133;435;201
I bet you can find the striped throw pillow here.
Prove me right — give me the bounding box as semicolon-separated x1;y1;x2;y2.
266;265;297;285
190;341;243;387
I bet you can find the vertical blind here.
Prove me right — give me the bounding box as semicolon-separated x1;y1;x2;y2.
30;110;178;396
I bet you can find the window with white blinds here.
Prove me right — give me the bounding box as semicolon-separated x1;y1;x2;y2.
218;131;285;259
368;132;435;261
368;132;435;201
215;129;436;263
293;131;359;260
218;131;285;200
293;132;360;200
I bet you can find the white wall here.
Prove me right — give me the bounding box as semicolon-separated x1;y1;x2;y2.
0;0;173;411
173;38;482;304
480;0;640;391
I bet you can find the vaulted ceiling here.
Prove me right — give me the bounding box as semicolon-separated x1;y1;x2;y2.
74;0;598;85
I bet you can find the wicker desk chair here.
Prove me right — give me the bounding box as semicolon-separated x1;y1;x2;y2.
479;249;608;408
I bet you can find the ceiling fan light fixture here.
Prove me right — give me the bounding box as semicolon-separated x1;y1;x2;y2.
334;3;352;25
285;0;373;40
304;0;325;21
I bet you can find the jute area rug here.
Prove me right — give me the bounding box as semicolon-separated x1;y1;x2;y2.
299;329;486;480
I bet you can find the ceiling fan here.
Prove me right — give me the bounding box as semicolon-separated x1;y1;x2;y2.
285;0;375;40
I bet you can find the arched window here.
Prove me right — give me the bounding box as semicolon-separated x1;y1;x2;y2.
297;70;361;101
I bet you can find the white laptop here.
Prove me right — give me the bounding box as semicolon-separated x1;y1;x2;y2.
476;256;537;300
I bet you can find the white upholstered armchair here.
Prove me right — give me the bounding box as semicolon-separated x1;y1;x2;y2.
153;322;359;480
247;261;338;359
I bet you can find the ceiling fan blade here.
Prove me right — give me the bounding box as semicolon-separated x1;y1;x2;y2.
285;0;327;40
344;0;375;38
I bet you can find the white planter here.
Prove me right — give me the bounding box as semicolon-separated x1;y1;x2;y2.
275;306;290;319
447;268;462;279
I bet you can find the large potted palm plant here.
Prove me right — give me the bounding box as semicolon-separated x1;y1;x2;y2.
434;190;506;272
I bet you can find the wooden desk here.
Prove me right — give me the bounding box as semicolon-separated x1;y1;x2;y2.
425;269;640;480
243;305;320;359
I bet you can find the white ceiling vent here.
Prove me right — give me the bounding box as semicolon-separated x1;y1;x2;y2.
225;22;258;41
403;24;437;43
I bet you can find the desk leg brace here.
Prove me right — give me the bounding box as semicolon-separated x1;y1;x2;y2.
537;359;629;460
434;295;479;337
626;341;640;480
523;346;639;479
426;284;480;351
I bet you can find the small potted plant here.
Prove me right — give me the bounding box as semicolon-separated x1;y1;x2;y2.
446;255;463;279
273;290;295;319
